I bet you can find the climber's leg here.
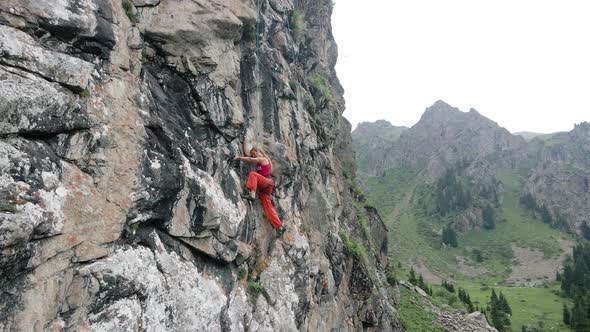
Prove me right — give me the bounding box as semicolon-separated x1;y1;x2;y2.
259;193;283;229
246;172;266;196
246;173;282;228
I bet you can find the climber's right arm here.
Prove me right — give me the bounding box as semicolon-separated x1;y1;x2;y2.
234;156;264;164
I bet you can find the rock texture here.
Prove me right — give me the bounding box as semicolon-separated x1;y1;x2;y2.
352;120;407;177
522;122;590;237
0;1;402;331
435;312;497;332
400;282;497;332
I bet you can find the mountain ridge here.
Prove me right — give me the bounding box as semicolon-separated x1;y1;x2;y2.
353;101;586;330
354;101;589;237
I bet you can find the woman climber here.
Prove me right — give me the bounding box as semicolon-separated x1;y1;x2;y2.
234;142;285;235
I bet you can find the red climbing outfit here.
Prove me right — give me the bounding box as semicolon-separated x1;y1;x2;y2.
246;163;283;229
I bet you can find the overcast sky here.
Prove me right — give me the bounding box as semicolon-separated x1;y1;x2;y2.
331;0;590;134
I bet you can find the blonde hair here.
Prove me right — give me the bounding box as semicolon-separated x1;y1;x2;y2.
250;147;272;168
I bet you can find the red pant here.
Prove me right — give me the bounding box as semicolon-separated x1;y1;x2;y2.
246;172;283;229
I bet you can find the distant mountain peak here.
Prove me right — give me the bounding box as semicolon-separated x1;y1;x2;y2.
572;121;590;140
353;102;526;179
419;101;491;128
424;100;459;115
357;119;394;129
374;119;394;126
431;99;454;109
353;120;408;135
574;121;590;132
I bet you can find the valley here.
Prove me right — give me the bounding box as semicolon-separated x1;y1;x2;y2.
354;101;589;331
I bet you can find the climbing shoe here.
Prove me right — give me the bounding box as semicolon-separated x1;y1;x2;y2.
276;227;286;238
241;193;256;202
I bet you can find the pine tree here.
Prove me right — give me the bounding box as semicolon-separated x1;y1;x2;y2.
468;301;475;313
571;296;590;331
483;205;496;230
442;280;455;293
556;244;590;329
581;224;590;241
555;213;569;230
571;297;584;331
491;289;499;306
488;289;511;331
499;292;512;315
449;227;458;247
562;264;574;296
436;170;454;215
418;274;426;290
520;192;537;211
540;205;552;224
456;185;468;210
474;249;484;262
408;268;417;285
563;303;571;325
442;226;458;247
491;307;505;331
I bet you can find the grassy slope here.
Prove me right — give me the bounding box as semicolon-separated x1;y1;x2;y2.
399;287;445;332
462;281;571;331
366;168;573;331
363;168;417;216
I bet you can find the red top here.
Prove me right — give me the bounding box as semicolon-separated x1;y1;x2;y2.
257;163;271;177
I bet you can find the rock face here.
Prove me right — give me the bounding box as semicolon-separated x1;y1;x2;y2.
352;120;407;177
0;1;402;331
400;283;497;332
435;312;497;332
522;122;590;237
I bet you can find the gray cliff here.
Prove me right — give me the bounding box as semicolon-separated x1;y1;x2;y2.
0;1;402;331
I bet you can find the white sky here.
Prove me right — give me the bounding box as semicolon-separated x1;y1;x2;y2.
332;0;590;134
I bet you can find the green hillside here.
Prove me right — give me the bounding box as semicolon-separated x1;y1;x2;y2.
363;168;574;331
462;282;571;331
352;105;589;331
